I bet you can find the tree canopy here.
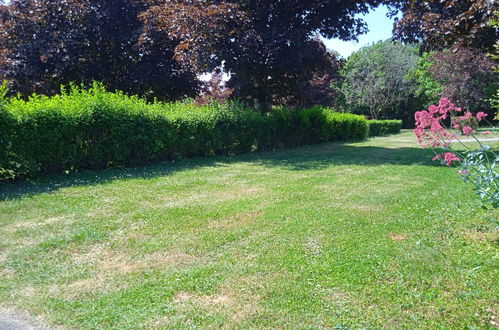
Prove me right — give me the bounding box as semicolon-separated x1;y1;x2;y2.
427;47;496;113
1;0;496;115
340;40;418;119
0;0;199;99
391;0;499;52
141;0;391;111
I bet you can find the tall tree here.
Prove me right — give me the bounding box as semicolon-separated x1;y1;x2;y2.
428;47;497;113
141;0;389;111
340;40;418;119
0;0;199;99
270;38;344;108
391;0;499;52
406;52;443;108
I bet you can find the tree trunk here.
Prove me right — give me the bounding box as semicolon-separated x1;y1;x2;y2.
252;79;270;112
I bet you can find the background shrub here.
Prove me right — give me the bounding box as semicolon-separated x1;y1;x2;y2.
0;84;368;181
368;120;403;137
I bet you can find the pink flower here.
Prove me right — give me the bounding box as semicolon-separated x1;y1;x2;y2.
482;131;491;135
462;126;475;136
430;119;444;131
414;111;432;129
428;105;438;115
459;112;473;121
476;112;488;121
432;154;442;161
457;169;470;175
444;153;460;166
413;100;479;161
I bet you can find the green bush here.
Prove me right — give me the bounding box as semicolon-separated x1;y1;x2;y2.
368;120;403;137
0;84;368;180
0;82;17;181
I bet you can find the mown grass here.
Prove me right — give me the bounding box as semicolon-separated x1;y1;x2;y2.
0;130;498;329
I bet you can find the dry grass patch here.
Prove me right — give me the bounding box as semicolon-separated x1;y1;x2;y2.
171;287;262;323
319;287;352;306
304;237;323;257
462;228;498;244
72;242;195;274
0;214;78;259
3;215;73;231
155;186;266;209
326;202;384;214
149;274;267;328
388;233;407;241
351;204;384;213
0;308;52;330
207;210;264;230
60;243;196;299
487;306;499;327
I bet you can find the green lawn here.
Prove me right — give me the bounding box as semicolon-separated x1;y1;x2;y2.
0;130;498;329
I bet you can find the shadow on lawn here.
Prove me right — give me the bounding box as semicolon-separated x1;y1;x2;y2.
0;143;436;201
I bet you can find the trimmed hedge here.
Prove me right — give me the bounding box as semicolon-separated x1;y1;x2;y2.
0;84;368;181
368;120;403;137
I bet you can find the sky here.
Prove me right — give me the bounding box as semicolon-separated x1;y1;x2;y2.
322;5;399;59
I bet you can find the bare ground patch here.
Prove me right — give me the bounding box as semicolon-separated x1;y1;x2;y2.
0;308;51;330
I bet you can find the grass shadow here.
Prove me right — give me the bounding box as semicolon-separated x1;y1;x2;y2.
251;144;436;171
0;142;437;201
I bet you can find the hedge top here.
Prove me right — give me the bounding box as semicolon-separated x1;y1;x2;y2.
0;84;369;181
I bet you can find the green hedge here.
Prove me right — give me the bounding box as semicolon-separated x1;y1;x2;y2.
368;120;403;137
0;84;368;181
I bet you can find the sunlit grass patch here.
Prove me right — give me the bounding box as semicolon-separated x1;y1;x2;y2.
0;132;497;328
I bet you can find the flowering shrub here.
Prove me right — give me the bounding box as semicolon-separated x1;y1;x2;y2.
414;98;498;208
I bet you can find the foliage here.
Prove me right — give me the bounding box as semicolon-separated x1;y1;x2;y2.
407;53;443;108
195;69;233;105
0;83;368;181
0;0;199;99
141;0;390;111
0;80;14;180
391;0;499;51
488;13;499;120
414;98;498;208
273;46;345;108
340;40;418;120
296;72;339;108
428;47;497;113
459;146;499;208
368;120;403;137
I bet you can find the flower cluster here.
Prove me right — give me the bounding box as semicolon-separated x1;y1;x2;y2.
414;98;498;208
414;98;491;155
414;98;458;149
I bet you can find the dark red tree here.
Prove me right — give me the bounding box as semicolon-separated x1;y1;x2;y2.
0;0;199;99
428;47;497;112
195;68;234;105
141;0;390;111
391;0;498;51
